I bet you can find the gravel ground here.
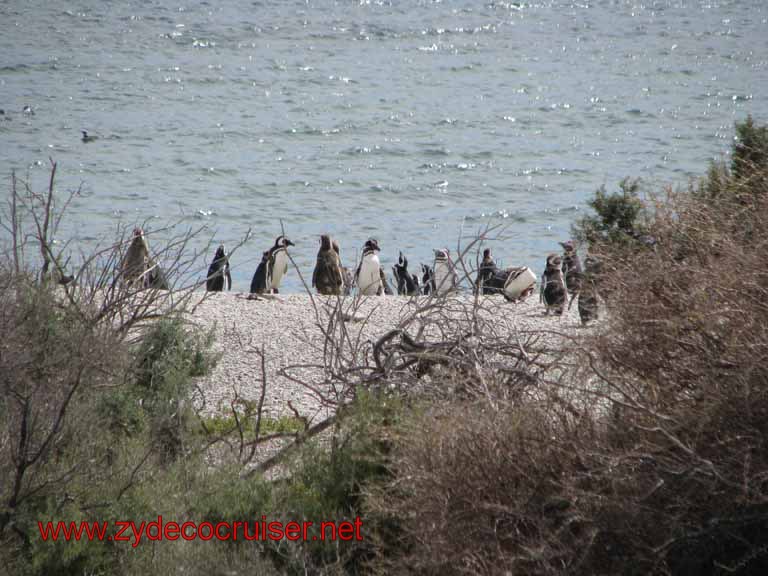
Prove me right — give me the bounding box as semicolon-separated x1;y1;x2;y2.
188;291;585;422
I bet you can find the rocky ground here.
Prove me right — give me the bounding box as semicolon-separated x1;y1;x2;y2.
187;291;585;424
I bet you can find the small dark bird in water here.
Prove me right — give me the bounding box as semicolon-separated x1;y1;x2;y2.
81;130;98;143
206;244;232;292
421;264;435;295
313;235;344;295
22;105;34;116
332;239;354;295
540;253;568;316
560;240;583;309
578;255;602;325
393;252;419;295
250;251;270;294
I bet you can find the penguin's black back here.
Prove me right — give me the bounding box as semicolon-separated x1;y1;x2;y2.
250;252;270;294
206;246;230;292
541;255;567;314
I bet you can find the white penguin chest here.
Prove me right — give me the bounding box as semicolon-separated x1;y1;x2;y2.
358;254;382;295
269;249;289;289
222;264;230;291
434;260;455;295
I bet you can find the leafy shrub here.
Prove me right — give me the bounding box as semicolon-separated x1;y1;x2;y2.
574;177;648;247
133;315;217;461
732;114;768;180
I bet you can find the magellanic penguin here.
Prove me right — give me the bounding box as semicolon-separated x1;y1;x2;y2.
475;248;498;295
540;253;568;316
250;251;270;294
265;235;295;293
355;239;383;296
206;244;232;292
433;248;458;296
421;264;435;295
393;252;419;296
578;255;601;325
312;235;344;295
332;239;354;295
560;240;583;309
120;227;168;289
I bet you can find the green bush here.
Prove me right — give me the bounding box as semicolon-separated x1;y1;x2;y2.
574;177;647;247
133;316;218;462
732;114;768;180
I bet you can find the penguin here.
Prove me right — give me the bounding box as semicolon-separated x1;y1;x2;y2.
206;244;231;292
265;235;295;293
578;255;601;325
81;130;98;143
120;227;150;286
312;235;344;295
145;259;169;290
120;228;168;289
560;240;583;309
393;252;419;296
475;248;499;295
250;251;270;294
540;253;568;316
380;268;394;295
332;239;354;295
433;248;458;296
355;239;383;296
421;264;434;295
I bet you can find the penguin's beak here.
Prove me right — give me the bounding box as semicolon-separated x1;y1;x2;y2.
286;239;295;247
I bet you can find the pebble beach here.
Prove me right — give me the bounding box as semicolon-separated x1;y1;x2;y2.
188;291;584;422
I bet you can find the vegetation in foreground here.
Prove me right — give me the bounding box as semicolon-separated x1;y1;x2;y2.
1;116;767;575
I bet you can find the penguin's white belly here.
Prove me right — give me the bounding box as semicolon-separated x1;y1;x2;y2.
269;250;289;290
358;255;382;296
433;262;455;295
222;267;231;291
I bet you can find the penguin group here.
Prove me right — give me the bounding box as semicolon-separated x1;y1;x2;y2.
204;234;603;324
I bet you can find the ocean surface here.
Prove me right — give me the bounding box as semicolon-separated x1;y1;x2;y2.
1;0;766;292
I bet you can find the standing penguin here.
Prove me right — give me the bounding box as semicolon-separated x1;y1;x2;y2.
578;255;601;324
120;227;150;286
560;240;583;309
250;251;271;294
393;252;419;296
312;235;344;295
355;239;383;296
475;248;498;295
332;239;354;295
421;264;435;295
120;228;168;289
265;235;294;294
206;244;232;292
540;253;568;316
433;248;458;296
